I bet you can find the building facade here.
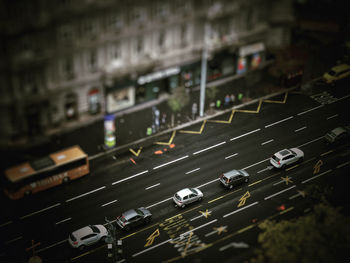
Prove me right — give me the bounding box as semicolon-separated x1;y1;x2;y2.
0;0;294;147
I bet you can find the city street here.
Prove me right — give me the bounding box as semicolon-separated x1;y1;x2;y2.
1;79;349;262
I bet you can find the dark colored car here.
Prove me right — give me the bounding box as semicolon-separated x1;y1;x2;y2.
116;207;152;231
219;169;249;189
324;126;350;145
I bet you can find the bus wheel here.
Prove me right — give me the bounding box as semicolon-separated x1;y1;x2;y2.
63;177;70;183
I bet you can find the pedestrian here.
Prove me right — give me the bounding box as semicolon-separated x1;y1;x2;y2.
192;103;198;120
154;108;160;132
224;95;230;108
216;99;221;109
230;94;235;105
161;113;167;128
238;93;243;101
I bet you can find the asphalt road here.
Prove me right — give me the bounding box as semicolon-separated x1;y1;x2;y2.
1;80;349;263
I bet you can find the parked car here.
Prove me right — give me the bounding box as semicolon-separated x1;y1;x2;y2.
68;225;108;250
270;148;304;169
116;207;152;231
324;126;350;145
220;169;249;189
173;188;203;208
323;63;350;84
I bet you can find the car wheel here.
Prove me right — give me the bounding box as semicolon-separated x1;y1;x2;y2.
198;197;202;202
245;178;249;183
100;236;106;243
181;204;185;209
145;217;151;223
299;157;303;163
79;245;86;251
229;185;233;189
125;225;130;231
282;164;286;169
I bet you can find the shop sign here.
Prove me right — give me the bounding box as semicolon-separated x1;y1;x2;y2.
239;42;265;57
104;114;116;148
237;56;247;74
138;66;180;85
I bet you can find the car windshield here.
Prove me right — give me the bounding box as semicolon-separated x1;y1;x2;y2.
90;225;100;233
290;149;297;155
190;188;198;195
69;233;76;241
328;70;336;76
135;208;144;216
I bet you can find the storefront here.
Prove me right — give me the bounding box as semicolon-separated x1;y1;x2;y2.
88;87;101;115
237;42;265;74
136;66;180;103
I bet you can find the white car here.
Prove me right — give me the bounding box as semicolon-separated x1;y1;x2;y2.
270;148;304;169
173;188;203;208
68;225;108;250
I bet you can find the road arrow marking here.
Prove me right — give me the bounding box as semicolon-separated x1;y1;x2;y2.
313;159;323;174
144;228;160;247
237;191;250;207
281;176;293;185
129;147;143;157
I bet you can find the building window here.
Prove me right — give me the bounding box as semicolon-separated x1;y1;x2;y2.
59;25;73;44
63;58;74;80
136;37;143;55
155;1;168;20
20;73;38;95
159;31;165;50
132;7;146;25
89;50;98;72
83;19;97;39
180;25;187;47
88;88;101;114
107;13;122;32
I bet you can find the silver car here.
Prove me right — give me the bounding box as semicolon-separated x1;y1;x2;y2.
270;148;304;169
116;207;152;231
68;225;108;250
173;188;203;208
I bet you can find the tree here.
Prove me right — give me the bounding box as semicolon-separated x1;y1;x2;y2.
251;203;350;263
167;86;189;127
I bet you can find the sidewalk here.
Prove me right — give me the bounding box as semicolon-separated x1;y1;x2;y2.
1;63;290;170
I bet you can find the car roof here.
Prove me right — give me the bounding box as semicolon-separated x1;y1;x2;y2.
223;169;241;178
73;226;94;238
331;63;350;72
122;209;139;220
275;149;292;158
177;188;193;197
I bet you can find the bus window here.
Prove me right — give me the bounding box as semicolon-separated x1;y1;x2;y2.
3;145;89;200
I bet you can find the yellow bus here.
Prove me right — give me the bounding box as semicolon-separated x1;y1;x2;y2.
4;145;89;200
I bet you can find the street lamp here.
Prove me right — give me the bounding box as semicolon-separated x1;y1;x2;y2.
199;3;222;117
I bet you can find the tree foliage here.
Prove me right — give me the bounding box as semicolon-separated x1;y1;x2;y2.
167;86;189;113
252;203;350;263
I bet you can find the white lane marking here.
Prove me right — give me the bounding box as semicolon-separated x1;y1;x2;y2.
36;239;67;253
196;178;219;189
66;186;106;202
186;168;200;174
20;203;61;220
326;114;338;120
190;211;212;221
265;116;294;128
153;155;189;169
132;239;173;257
241;158;269;170
180;219;218;237
297;136;324;148
297;105;324;115
193;141;226;155
264;185;296;200
230;129;261;141
261;139;274;145
225;153;238;159
0;220;12;228
205;226;228;237
223;201;259;218
302;169;332;184
101;199;118;207
112;170;149;185
146;197;172;209
5;236;23;244
257;167;269;174
336;160;350;169
295;126;307;132
117;259;126;263
55;217;72;225
145;183;160;190
335;94;350;101
220;242;249;251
